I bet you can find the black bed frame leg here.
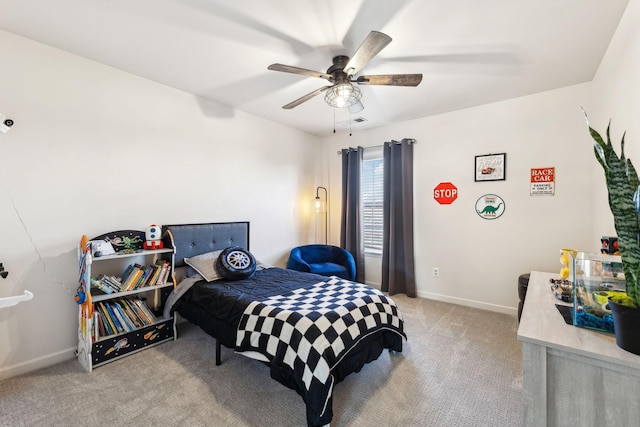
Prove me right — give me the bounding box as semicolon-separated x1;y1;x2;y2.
216;339;221;366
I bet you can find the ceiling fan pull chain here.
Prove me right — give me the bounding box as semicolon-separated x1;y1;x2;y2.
333;108;336;134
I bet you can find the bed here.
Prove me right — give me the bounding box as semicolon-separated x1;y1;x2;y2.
160;222;406;427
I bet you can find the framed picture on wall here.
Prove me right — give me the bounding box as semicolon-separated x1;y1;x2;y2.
475;153;506;182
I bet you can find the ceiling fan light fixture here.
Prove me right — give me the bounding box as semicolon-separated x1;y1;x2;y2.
349;100;364;114
269;32;419;112
324;83;362;108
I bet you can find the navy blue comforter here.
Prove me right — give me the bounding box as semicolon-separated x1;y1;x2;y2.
172;267;405;427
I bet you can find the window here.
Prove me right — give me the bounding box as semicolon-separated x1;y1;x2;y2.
362;147;384;253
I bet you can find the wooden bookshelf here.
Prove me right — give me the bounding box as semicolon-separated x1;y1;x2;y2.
77;229;176;372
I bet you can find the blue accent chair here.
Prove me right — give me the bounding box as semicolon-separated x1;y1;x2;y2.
286;244;356;281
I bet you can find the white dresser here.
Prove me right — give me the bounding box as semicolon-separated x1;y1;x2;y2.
517;271;640;426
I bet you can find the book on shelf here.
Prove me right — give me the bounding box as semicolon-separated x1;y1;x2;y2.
134;265;153;289
116;259;171;292
122;264;144;291
102;307;116;336
92;311;100;341
113;302;135;331
118;300;142;328
156;260;170;285
94;297;160;339
90;277;113;294
123;299;144;329
97;302;117;336
148;262;163;286
122;298;149;326
131;298;158;324
93;274;123;293
113;303;129;333
96;310;107;338
103;302;125;333
125;298;151;325
121;264;137;283
100;275;123;292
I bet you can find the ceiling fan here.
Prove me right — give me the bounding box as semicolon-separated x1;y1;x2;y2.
267;31;422;113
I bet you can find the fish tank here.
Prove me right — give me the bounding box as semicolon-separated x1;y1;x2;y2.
570;252;626;333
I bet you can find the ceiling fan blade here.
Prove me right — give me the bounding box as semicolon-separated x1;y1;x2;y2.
268;64;332;80
341;0;409;51
354;74;423;87
282;86;331;109
343;31;392;76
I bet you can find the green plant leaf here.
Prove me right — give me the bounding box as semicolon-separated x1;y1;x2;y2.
585;111;640;306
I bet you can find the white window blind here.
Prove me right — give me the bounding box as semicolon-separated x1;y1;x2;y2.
362;147;384;252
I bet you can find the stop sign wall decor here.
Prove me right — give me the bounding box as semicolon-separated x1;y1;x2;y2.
434;182;458;204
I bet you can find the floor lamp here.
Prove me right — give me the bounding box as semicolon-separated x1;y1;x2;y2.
314;186;328;244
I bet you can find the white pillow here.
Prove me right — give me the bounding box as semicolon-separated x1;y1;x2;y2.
184;250;223;282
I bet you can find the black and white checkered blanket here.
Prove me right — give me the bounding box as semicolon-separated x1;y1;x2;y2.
235;276;406;426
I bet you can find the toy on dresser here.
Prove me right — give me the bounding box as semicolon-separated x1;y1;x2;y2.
600;236;620;255
143;224;164;250
559;248;576;279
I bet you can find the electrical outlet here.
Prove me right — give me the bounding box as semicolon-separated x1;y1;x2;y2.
432;267;439;277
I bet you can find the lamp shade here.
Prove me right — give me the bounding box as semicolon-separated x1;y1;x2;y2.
324;83;362;108
314;196;326;213
314;186;328;244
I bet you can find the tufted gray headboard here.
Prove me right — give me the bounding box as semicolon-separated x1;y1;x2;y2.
162;222;250;267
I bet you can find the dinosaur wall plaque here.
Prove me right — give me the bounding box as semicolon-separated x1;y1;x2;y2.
475;194;505;220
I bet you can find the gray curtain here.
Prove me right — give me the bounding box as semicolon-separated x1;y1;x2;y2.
340;147;365;283
382;139;416;297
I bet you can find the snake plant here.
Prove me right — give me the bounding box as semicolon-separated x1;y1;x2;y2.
585;110;640;308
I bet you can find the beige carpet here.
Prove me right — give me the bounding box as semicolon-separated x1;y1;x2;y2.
0;295;523;427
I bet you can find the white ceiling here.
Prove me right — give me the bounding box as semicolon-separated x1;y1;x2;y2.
0;0;630;136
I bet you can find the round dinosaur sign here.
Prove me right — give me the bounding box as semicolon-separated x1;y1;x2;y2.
475;194;505;220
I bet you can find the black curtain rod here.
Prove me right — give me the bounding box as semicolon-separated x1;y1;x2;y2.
336;139;417;154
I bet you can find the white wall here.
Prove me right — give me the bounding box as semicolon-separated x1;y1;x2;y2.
589;0;640;239
322;83;596;314
0;30;320;379
321;0;640;314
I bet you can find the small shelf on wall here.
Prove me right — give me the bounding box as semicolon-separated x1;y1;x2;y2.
0;290;34;309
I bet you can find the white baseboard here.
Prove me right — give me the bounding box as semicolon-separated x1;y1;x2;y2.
418;291;518;316
364;281;381;289
366;283;516;316
0;347;76;381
